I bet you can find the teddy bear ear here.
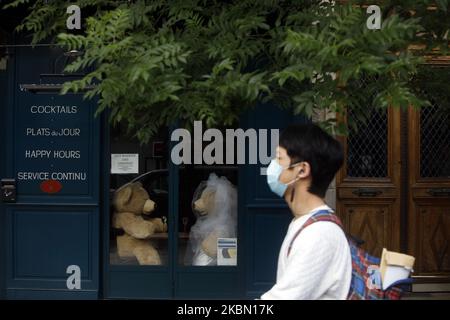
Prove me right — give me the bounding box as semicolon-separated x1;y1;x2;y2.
206;189;216;199
119;186;133;206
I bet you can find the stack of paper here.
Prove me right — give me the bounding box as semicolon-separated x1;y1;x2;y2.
380;248;415;290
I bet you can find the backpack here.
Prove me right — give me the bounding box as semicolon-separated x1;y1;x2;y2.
287;209;411;300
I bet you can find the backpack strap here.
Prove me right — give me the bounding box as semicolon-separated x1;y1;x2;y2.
287;209;343;257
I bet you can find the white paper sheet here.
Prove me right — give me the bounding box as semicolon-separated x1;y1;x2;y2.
111;154;139;174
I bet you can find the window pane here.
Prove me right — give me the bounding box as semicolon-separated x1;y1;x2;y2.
179;165;238;266
347;76;388;178
420;94;450;178
109;123;169;266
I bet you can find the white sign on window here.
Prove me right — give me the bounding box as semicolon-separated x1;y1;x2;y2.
217;238;237;266
111;154;139;174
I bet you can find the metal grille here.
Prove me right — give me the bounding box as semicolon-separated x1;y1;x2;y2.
347;77;388;178
420;96;450;178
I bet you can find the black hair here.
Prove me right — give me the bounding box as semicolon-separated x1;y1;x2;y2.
279;123;344;198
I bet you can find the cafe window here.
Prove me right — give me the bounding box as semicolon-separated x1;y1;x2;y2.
108;121;239;268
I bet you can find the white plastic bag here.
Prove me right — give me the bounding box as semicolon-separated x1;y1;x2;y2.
184;173;237;266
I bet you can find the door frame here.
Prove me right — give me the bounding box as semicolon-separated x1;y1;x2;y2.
0;41;10;300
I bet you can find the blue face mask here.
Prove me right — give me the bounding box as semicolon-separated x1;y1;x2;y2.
266;159;301;197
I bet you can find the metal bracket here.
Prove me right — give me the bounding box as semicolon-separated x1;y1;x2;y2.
426;188;450;197
352;188;382;197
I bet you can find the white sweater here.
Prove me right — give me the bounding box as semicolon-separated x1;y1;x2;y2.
260;205;352;300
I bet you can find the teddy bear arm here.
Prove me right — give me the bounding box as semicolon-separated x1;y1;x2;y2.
148;218;167;233
118;213;157;239
201;231;219;258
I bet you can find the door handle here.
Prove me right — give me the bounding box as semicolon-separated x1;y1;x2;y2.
426;188;450;197
352;188;382;197
1;178;17;203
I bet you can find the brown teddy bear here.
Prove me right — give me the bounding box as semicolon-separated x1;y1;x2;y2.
185;173;237;266
112;182;167;265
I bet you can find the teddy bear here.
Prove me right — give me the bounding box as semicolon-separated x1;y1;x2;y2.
184;173;237;266
112;182;167;265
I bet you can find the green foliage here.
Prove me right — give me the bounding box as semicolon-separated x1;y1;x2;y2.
2;0;30;9
2;0;449;141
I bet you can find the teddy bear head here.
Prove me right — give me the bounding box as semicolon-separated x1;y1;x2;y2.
193;187;216;217
114;182;156;215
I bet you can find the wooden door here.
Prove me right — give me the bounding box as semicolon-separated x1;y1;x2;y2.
337;65;450;283
336;77;402;257
336;110;402;256
408;64;450;282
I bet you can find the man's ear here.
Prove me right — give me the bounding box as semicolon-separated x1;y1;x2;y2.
297;162;310;178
